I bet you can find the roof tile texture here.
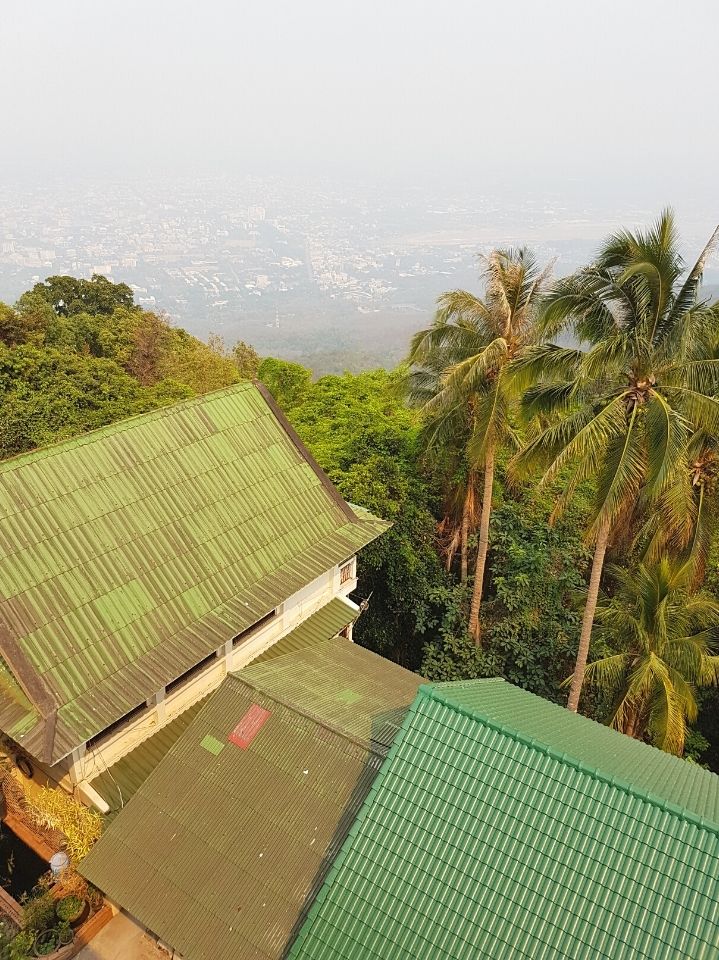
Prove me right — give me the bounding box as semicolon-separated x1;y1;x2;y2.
289;679;719;960
0;384;387;760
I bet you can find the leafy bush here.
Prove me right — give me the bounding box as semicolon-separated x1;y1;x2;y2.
21;893;55;933
421;490;590;701
23;789;103;863
31;928;57;956
0;928;34;960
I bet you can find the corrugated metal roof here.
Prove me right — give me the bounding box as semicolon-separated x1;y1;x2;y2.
88;695;210;817
250;597;356;665
242;637;414;754
0;383;388;762
288;679;719;960
80;638;422;960
0;657;38;740
90;597;358;814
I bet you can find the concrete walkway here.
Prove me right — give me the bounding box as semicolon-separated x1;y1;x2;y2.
77;912;169;960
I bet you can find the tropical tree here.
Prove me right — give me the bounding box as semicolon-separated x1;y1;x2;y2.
408;248;553;642
511;211;719;711
232;340;261;379
582;560;719;755
639;425;719;589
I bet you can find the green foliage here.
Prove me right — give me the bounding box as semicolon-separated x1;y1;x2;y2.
0;928;33;960
21;893;55;933
421;487;589;700
55;896;84;923
159;329;239;393
258;357;312;410
232;340;261;379
420;583;500;680
684;727;711;765
280;368;450;668
407;248;554;638
585;559;719;755
0;346;191;460
18;274;133;317
31;930;57;956
509;211;719;713
0;275;243;459
480;498;589;699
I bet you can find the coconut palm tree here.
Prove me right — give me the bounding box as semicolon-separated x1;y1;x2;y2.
404;329;476;581
639;426;719;589
407;248;553;642
582;559;719;755
437;468;479;581
510;211;719;711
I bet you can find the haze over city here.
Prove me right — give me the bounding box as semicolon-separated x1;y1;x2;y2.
2;0;717;372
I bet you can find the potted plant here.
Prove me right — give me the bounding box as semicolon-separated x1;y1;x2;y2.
32;927;58;957
57;922;73;947
56;894;89;928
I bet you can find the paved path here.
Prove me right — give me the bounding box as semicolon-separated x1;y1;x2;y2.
77;912;169;960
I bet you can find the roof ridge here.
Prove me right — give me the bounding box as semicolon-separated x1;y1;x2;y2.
252;380;357;525
0;382;254;474
287;681;424;956
419;683;719;839
227;672;386;760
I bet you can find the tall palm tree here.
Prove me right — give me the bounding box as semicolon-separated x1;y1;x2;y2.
437;467;479;581
582;559;719;755
404;330;476;581
511;211;719;711
639;426;719;588
408;248;552;642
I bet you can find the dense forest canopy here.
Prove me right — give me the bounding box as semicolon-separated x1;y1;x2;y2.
2;221;719;769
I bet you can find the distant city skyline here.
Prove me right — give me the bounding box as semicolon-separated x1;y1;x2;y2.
2;175;717;376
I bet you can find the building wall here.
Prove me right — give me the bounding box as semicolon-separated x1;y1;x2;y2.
67;558;358;807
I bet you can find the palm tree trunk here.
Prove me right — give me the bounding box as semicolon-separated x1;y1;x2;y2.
567;519;610;713
624;711;637;739
468;448;494;645
460;483;470;582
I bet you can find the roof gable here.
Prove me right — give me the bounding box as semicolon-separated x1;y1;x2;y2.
289;679;719;960
80;638;422;960
431;678;719;825
0;384;388;761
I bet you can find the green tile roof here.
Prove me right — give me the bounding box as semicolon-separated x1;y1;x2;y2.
90;597;358;815
289;679;719;960
80;637;422;960
0;383;388;763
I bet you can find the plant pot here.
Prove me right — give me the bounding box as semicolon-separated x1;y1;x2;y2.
70;900;90;928
58;925;73;946
32;929;58;957
56;896;89;928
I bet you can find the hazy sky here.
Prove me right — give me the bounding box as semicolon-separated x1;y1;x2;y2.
2;0;718;199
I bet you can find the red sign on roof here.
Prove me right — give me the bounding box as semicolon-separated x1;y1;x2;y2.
229;704;271;749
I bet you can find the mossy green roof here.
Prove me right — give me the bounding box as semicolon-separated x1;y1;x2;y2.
0;658;38;741
80;637;422;960
250;596;357;665
0;383;388;762
289;679;719;960
90;597;359;814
